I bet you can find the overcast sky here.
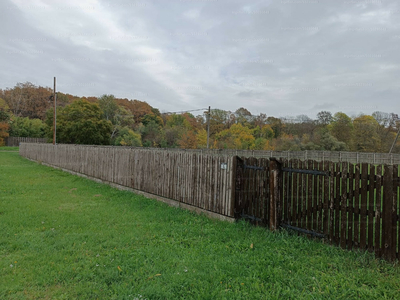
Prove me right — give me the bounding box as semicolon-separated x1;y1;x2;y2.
1;0;399;118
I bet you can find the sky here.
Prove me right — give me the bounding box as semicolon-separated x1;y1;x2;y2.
1;0;399;119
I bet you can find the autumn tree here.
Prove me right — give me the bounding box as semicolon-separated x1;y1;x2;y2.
252;113;268;129
266;117;284;138
113;127;142;146
372;111;398;152
179;131;198;149
328;112;353;147
209;109;230;136
214;123;255;149
234;107;253;126
196;129;208;148
117;99;156;125
352;115;381;152
1;82;53;120
272;134;301;151
0;100;10;145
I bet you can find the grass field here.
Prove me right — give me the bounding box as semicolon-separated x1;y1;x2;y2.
0;146;19;152
1;152;400;299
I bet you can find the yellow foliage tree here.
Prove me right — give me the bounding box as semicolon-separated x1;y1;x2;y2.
196;129;208;149
214;123;255;149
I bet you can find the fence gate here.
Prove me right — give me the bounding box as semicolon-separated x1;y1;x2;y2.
234;156;271;226
280;159;331;238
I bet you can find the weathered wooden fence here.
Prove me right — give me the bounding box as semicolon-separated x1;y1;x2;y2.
5;137;47;147
19;143;400;261
279;159;400;261
235;156;400;261
19;143;235;218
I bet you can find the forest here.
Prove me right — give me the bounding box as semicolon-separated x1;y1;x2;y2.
0;82;399;153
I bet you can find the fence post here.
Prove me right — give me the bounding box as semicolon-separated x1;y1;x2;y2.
230;156;237;218
269;158;282;231
382;165;395;261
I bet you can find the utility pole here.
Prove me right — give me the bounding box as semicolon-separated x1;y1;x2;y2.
206;106;210;149
53;77;57;145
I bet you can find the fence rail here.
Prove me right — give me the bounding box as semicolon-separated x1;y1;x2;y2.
233;149;400;165
5;137;47;147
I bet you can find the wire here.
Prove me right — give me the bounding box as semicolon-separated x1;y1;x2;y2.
161;108;209;115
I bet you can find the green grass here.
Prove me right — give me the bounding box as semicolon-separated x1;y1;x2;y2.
0;146;19;152
1;152;399;299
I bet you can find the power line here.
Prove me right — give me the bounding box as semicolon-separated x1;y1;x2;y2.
161;108;209;115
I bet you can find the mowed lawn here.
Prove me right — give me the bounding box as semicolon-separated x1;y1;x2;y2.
0;152;399;299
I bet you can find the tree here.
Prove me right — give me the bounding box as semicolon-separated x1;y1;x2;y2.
352;115;380;152
45;99;112;145
117;99;156;125
9;117;46;138
266;117;284;138
140;120;166;147
209;109;230;136
272;134;301;151
328;112;353;146
196;129;208;149
214;123;255;149
113;127;142;146
234;107;253;126
98;94;119;122
0;100;10;145
254;138;274;150
1;82;53;120
372;111;398;152
179;131;197;149
316;111;333;126
252;113;268;129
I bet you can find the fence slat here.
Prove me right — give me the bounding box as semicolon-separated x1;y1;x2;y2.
375;165;382;257
347;163;354;250
368;165;376;252
340;162;348;249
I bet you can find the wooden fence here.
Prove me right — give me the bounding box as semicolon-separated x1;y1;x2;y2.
19;143;400;261
19;143;235;218
5;137;47;147
235;157;400;261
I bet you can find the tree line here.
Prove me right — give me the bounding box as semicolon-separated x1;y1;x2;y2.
0;82;399;153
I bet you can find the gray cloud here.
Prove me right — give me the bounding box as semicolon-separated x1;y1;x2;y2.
0;0;399;118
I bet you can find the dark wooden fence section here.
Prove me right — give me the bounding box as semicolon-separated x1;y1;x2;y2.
19;143;235;217
234;157;271;226
5;137;47;147
279;159;400;261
